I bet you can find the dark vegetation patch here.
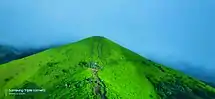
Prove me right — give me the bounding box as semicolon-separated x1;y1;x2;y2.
147;59;153;63
141;60;150;66
47;62;59;67
149;94;153;98
142;59;160;67
62;69;69;73
4;76;13;82
78;61;88;68
156;65;165;72
55;75;60;79
146;76;189;99
44;71;49;75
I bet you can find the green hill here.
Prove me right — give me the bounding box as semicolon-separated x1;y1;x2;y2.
0;36;215;99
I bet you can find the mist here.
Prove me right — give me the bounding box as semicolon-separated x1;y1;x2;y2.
0;0;215;77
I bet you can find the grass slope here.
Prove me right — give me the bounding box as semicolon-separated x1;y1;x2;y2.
0;36;215;99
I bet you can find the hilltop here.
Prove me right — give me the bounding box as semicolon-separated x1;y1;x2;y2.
0;36;215;99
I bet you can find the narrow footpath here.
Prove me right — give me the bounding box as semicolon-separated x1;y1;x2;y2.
91;67;107;99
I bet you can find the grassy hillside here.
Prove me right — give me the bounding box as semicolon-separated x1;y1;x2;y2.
0;36;215;99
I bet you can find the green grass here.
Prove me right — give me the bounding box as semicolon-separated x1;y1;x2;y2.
0;36;215;99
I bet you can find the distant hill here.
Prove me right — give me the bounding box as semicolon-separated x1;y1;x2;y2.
0;45;48;64
205;82;215;88
0;36;215;99
170;62;215;88
212;84;215;88
149;58;215;89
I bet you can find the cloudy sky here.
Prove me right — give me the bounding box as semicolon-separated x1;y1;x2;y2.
0;0;214;71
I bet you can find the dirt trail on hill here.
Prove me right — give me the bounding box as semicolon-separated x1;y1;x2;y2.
90;38;107;99
92;68;107;99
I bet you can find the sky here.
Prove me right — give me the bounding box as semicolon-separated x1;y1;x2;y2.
0;0;215;72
